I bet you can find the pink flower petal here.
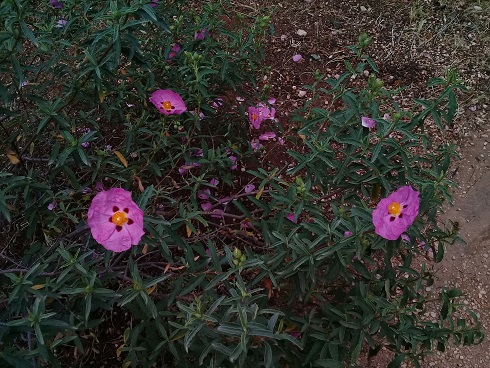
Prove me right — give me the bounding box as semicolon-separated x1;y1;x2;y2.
259;132;276;141
361;116;376;128
198;189;211;199
251;139;263;151
244;184;255;193
194;29;207;40
292;54;302;62
286;213;297;223
201;202;212;211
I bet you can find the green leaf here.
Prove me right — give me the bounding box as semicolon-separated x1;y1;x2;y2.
313;359;344;368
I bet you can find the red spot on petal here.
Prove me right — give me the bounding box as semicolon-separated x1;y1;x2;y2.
108;217;113;222
113;206;119;212
127;219;134;225
116;225;122;232
123;208;129;213
390;217;396;222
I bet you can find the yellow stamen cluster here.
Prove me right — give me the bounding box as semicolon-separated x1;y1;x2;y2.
111;211;128;226
388;202;402;216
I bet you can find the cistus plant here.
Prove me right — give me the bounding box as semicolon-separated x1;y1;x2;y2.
0;1;482;368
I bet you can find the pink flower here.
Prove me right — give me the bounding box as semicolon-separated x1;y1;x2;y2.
401;234;410;242
344;231;353;237
244;184;255;193
292;54;302;62
361;116;376;128
201;202;212;211
87;188;145;252
194;29;207;40
286;213;297;223
149;0;158;7
209;178;219;186
150;89;187;115
259;132;276;141
268;98;276;105
372;186;420;240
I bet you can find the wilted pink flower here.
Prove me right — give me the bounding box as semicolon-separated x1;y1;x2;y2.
278;137;285;145
250;139;263;151
248;104;276;129
149;0;158;7
268;98;276;105
209;178;219;186
286;213;297;223
469;105;477;112
150;89;187;115
194;29;207;40
87;188;144;252
236;96;245;102
383;113;391;121
47;202;56;211
244;184;255;193
344;231;353;237
259;132;276;141
50;0;62;9
189;110;205;120
179;162;201;174
401;233;410;242
212;98;224;109
56;19;67;28
248;106;263;129
229;155;237;170
361;116;376;128
168;43;180;59
372;186;420;240
292;54;302;62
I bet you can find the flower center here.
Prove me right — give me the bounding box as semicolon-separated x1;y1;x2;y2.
111;211;128;226
388;202;402;216
252;113;258;121
162;101;172;111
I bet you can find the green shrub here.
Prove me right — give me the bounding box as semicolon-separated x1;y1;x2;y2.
0;1;482;367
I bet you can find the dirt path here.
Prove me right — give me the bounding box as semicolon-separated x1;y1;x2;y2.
422;116;490;368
